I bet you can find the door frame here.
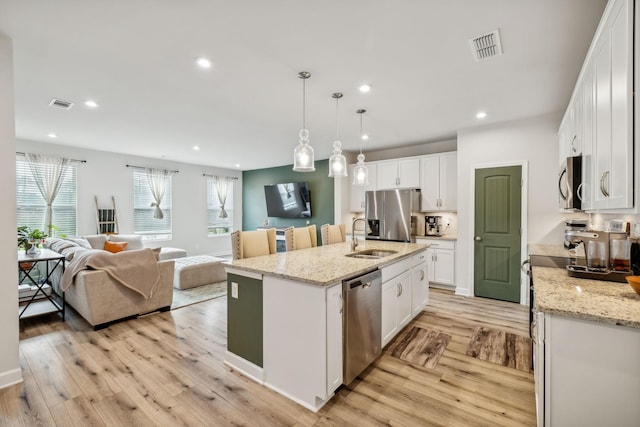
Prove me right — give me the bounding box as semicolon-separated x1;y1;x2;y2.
468;160;529;305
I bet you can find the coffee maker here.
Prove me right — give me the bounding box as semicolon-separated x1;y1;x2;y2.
425;216;443;236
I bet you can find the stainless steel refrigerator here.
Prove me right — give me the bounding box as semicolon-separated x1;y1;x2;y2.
365;189;420;242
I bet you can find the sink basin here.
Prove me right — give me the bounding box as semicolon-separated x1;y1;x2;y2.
345;249;397;259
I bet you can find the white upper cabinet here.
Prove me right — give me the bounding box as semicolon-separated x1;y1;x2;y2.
419;152;457;211
561;0;633;212
376;158;420;189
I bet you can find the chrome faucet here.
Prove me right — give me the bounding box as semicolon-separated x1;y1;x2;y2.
352;217;366;251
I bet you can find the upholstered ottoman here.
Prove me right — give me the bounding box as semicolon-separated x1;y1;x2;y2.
173;255;227;290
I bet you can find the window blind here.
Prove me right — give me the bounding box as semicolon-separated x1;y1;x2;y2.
16;159;77;236
207;178;233;235
133;170;172;239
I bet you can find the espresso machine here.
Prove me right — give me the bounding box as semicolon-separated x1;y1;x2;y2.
564;227;631;282
425;216;443;236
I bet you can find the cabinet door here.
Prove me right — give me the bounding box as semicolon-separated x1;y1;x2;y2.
439;153;457;211
381;279;398;347
325;284;343;394
607;0;632;209
420;156;440;211
411;262;428;316
396;271;412;328
398;158;420;188
426;248;436;283
434;249;455;286
580;67;595;211
377;161;399;190
593;32;611;210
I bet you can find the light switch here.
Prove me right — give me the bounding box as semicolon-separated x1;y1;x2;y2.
231;282;238;299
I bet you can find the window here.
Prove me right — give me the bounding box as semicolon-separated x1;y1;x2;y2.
16;159;77;237
207;178;233;235
133;170;172;240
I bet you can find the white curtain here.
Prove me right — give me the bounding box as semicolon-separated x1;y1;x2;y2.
213;176;232;218
146;168;169;219
25;153;71;234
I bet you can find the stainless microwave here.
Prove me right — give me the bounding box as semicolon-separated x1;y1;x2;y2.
558;155;582;210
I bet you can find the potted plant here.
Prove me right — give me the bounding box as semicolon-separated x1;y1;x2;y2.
17;226;48;255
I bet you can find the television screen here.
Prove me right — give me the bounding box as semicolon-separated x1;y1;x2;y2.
264;182;311;218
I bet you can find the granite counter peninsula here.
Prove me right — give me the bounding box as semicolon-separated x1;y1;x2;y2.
529;247;640;427
224;240;428;412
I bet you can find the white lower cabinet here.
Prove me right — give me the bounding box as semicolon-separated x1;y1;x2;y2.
543;313;640;426
411;251;428;316
325;283;343;394
417;238;455;286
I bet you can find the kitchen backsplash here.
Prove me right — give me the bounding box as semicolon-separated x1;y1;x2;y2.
414;212;458;237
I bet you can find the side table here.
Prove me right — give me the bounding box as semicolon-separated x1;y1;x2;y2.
18;248;65;321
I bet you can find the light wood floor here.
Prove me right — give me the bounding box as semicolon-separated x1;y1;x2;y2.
2;289;535;426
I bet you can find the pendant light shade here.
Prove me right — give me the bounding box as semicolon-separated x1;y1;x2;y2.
328;92;347;178
353;109;369;186
293;71;315;172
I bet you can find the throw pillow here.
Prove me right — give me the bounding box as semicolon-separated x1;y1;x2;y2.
108;234;144;251
104;241;128;253
66;237;92;249
82;234;108;250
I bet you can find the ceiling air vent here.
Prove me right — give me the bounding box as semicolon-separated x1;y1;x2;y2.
470;29;503;61
48;98;74;110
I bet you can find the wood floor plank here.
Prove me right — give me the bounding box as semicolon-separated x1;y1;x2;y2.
4;288;536;426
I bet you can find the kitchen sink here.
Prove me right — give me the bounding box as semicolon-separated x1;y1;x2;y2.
345;249;397;259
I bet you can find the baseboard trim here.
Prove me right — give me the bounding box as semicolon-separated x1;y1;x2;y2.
0;368;23;390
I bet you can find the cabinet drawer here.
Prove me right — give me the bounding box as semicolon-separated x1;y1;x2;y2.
411;250;428;267
417;239;455;250
381;257;412;283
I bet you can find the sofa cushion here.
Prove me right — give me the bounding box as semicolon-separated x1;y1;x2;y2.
108;234;144;251
83;234;108;250
104;241;128;253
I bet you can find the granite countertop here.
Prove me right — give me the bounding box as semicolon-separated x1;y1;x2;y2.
227;241;428;286
528;243;584;258
533;266;640;329
415;235;457;241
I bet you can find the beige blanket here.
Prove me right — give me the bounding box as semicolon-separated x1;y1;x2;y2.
61;248;160;299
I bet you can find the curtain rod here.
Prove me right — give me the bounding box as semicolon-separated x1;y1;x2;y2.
202;173;239;180
16;152;87;164
126;164;179;173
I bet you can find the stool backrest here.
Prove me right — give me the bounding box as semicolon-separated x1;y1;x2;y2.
321;224;346;245
284;225;317;251
231;228;277;260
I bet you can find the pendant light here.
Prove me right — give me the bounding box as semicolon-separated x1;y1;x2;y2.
353;109;369;186
328;92;348;177
293;71;315;172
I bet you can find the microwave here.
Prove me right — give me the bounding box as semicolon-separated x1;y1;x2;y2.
559;155;582;210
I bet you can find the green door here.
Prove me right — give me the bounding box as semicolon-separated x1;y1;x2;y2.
474;166;522;302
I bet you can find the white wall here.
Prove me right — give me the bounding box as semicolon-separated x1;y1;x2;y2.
0;34;22;389
16;139;242;257
456;113;571;297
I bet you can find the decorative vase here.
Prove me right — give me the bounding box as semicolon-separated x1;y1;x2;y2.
26;240;40;255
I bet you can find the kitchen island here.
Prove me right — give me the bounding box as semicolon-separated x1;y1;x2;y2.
530;245;640;427
224;240;428;412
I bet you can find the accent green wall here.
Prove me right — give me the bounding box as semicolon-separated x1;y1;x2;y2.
242;160;334;238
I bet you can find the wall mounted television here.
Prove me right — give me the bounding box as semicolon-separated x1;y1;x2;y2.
264;182;311;218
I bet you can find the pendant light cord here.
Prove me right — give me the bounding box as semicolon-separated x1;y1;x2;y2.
335;96;339;140
359;111;364;155
302;77;306;130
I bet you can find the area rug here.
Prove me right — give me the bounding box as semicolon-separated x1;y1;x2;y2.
466;326;532;372
171;281;227;309
388;326;451;369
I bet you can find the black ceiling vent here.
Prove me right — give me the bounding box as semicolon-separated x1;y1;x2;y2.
469;29;503;61
48;98;74;110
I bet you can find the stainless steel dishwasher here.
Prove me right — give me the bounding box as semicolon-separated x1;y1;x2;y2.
343;269;382;385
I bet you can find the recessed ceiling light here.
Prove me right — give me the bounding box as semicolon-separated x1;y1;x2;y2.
235;163;240;168
85;100;98;108
359;84;372;93
47;133;57;138
193;145;200;151
361;134;369;140
196;57;212;69
476;111;487;119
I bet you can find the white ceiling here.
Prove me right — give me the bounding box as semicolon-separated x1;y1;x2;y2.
0;0;607;171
